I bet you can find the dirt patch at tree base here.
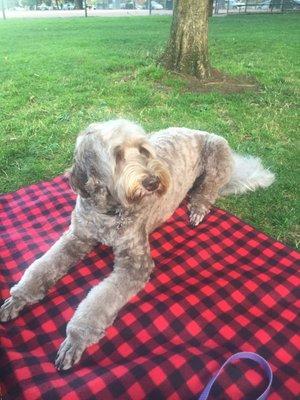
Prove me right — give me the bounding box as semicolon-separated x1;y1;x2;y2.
183;69;260;94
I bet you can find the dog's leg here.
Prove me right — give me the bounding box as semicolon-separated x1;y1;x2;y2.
189;136;233;226
0;229;95;321
55;234;153;370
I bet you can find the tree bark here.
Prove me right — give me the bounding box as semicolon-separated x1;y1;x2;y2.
208;0;214;16
75;0;84;9
161;0;211;80
1;0;6;20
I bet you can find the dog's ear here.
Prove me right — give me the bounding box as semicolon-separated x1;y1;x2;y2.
68;156;100;198
68;162;90;198
113;145;125;166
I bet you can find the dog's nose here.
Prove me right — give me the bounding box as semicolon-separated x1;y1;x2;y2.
142;176;159;192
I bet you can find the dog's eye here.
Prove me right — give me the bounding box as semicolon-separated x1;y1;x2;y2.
139;146;151;158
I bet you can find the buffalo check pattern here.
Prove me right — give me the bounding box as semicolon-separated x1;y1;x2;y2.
0;176;299;400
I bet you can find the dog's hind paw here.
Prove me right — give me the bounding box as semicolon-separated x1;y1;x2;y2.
0;297;25;322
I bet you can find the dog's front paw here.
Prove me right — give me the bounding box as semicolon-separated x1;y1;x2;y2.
188;205;210;227
55;336;85;371
0;297;25;322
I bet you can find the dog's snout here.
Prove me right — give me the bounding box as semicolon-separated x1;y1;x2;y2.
142;176;159;192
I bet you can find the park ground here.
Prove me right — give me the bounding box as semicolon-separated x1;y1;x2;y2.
0;13;299;247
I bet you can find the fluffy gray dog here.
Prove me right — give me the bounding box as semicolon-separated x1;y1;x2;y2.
0;119;274;370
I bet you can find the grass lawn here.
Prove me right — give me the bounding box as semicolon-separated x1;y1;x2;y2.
0;13;299;248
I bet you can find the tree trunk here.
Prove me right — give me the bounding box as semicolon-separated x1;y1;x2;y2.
161;0;211;80
1;0;6;20
75;0;84;9
208;0;214;16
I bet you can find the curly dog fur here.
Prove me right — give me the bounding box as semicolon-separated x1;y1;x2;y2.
0;119;274;369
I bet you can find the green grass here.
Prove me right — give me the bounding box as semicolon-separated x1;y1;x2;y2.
0;14;299;247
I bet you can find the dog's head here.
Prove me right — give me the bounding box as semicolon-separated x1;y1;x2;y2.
68;119;170;209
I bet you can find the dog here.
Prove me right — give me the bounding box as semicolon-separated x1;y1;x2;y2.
0;119;275;370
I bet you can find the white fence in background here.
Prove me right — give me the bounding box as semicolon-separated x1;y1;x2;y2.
1;0;299;19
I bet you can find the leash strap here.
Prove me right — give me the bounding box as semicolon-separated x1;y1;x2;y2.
198;352;273;400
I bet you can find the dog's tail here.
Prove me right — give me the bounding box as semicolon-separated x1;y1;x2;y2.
219;153;275;196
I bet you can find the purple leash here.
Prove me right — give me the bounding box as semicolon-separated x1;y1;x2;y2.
198;352;273;400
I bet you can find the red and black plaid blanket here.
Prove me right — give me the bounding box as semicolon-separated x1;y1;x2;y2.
0;176;299;400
